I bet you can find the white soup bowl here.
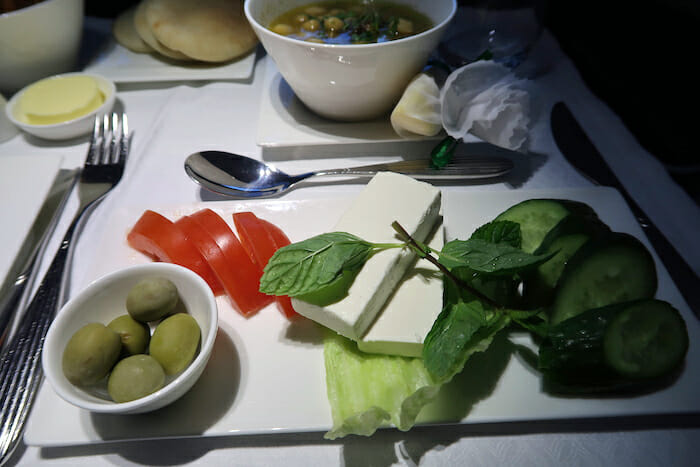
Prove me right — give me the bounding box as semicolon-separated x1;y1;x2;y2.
0;0;85;96
244;0;457;121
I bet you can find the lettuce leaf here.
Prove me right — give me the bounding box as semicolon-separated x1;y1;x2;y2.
323;332;440;440
323;309;509;439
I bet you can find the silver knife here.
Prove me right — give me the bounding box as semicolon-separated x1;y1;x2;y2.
550;102;699;318
0;168;78;347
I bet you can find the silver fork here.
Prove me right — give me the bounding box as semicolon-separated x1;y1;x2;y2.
0;113;129;464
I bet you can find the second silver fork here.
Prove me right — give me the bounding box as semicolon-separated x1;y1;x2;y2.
0;113;129;465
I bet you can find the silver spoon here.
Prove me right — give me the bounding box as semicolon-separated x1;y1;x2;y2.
184;150;514;198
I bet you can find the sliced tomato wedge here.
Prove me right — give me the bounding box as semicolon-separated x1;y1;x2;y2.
257;218;298;319
233;212;276;266
186;209;273;315
127;210;223;295
233;211;299;319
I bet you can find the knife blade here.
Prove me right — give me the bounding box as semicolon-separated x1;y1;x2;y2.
0;168;78;347
551;101;699;318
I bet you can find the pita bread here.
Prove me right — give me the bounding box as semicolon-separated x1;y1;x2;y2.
113;5;154;53
144;0;258;63
133;0;191;61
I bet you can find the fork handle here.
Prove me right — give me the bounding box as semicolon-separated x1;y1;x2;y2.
311;156;514;180
0;215;80;463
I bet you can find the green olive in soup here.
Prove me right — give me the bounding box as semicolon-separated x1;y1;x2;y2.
268;1;432;44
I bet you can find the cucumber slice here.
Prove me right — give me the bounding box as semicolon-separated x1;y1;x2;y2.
494;199;609;308
604;300;688;379
523;233;591;307
539;299;688;393
535;200;608;249
550;232;657;325
523;211;610;307
493;199;571;254
493;199;605;254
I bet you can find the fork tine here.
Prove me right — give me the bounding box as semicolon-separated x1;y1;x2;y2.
101;113;111;164
118;113;129;165
108;112;120;163
86;113;128;166
86;115;101;164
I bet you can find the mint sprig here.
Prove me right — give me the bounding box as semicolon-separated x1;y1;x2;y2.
259;221;551;382
260;232;400;297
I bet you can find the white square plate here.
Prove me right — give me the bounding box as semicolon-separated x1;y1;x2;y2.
256;58;442;149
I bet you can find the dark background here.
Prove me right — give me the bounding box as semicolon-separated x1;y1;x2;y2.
85;1;700;202
544;1;699;203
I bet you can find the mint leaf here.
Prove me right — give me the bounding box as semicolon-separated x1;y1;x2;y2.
260;232;374;296
506;308;549;338
449;266;520;307
470;220;521;248
422;300;510;382
439;238;554;275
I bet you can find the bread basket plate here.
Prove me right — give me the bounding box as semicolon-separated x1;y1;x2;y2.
84;40;256;83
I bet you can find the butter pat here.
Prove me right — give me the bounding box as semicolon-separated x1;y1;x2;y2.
19;75;104;125
292;172;441;340
358;220;444;357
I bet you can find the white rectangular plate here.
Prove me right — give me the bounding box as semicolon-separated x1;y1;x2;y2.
25;187;700;446
84;40;256;83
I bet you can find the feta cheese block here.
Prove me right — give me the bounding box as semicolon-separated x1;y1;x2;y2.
357;220;444;357
291;172;441;340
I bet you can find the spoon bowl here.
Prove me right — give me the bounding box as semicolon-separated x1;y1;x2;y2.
184;150;514;198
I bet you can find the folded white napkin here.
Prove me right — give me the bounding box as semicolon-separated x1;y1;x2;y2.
441;60;531;151
390;61;531;152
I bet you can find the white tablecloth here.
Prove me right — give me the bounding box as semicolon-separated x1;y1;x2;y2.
1;18;698;466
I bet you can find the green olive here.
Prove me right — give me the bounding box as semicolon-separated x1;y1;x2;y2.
149;313;201;375
107;314;151;356
126;277;179;322
62;323;121;387
107;354;165;403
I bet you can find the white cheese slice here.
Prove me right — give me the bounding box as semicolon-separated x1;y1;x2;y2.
291;172;441;340
357;220;444;357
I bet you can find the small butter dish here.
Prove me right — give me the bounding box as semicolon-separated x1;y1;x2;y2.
0;93;19;142
5;72;116;141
